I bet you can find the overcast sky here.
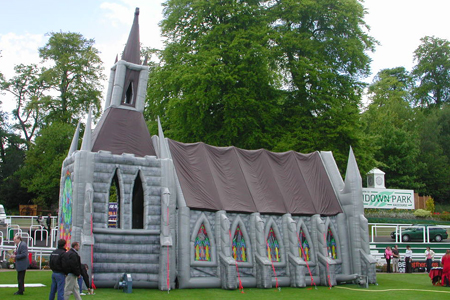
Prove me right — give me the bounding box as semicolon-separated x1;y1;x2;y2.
1;0;450;114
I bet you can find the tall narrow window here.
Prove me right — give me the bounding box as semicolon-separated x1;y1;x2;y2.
298;227;311;261
60;170;73;245
194;223;211;261
267;226;281;262
125;82;133;104
326;227;337;259
109;171;120;228
132;172;144;229
232;225;247;262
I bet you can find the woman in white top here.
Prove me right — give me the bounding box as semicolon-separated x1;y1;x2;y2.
405;245;413;273
425;247;435;273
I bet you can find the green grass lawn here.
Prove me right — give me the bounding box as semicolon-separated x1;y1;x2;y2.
1;270;449;299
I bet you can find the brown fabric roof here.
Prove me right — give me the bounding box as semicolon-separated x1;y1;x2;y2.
91;107;156;157
121;8;141;64
168;140;342;215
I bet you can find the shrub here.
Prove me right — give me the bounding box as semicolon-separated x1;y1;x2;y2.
414;209;431;218
435;211;450;222
426;197;435;213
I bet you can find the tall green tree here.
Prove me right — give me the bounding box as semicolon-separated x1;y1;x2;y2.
362;68;423;189
17;121;76;208
147;0;376;171
147;0;282;149
268;0;376;170
39;32;105;124
0;64;48;149
0;109;33;210
412;36;450;108
415;106;450;202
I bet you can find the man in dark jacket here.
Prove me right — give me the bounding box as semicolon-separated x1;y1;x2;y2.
62;241;82;300
11;235;29;295
49;239;67;300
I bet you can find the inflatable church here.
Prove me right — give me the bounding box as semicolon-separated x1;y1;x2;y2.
58;8;377;290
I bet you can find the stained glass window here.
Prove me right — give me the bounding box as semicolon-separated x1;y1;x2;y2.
298;227;310;261
60;170;73;248
326;227;337;259
232;225;247;262
267;226;281;262
194;223;211;261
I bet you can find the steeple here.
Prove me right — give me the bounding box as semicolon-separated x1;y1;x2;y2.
103;7;149;113
121;8;141;64
90;8;156;157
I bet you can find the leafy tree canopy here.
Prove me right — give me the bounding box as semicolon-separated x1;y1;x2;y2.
147;0;376;173
412;36;450;108
39;32;105;124
0;64;49;148
17;121;77;208
362;67;422;189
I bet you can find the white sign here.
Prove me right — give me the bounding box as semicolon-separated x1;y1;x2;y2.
362;188;414;209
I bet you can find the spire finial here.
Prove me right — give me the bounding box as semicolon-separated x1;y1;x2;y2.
121;7;141;64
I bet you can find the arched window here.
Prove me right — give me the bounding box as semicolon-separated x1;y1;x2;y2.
108;170;120;228
232;225;247;262
298;227;311;261
124;81;133;104
326;226;337;259
194;223;211;261
131;172;144;229
267;226;281;262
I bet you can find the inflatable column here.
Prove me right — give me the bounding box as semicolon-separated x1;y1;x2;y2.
282;214;306;287
216;211;237;290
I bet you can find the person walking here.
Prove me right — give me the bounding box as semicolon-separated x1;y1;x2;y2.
425;246;435;273
11;235;29;295
385;246;393;273
62;242;82;300
392;245;400;273
405;245;413;273
49;239;67;300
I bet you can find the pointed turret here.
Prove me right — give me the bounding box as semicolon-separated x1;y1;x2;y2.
342;147;362;194
158;116;171;159
81;108;92;151
122;8;141;64
68;121;81;156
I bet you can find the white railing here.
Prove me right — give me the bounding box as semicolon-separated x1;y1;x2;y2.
370;252;444;264
5;215;57;226
369;223;450;244
4;216;57;244
0;244;54;269
370;223;412;243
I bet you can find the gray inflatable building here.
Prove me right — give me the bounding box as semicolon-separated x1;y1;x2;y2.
58;8;377;290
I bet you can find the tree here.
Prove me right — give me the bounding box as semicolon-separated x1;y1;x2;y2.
0;64;48;149
146;0;281;149
415;106;450;202
412;36;450;108
18;121;77;208
362;68;423;189
268;0;376;171
147;0;376;171
0;109;33;210
39;32;105;124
